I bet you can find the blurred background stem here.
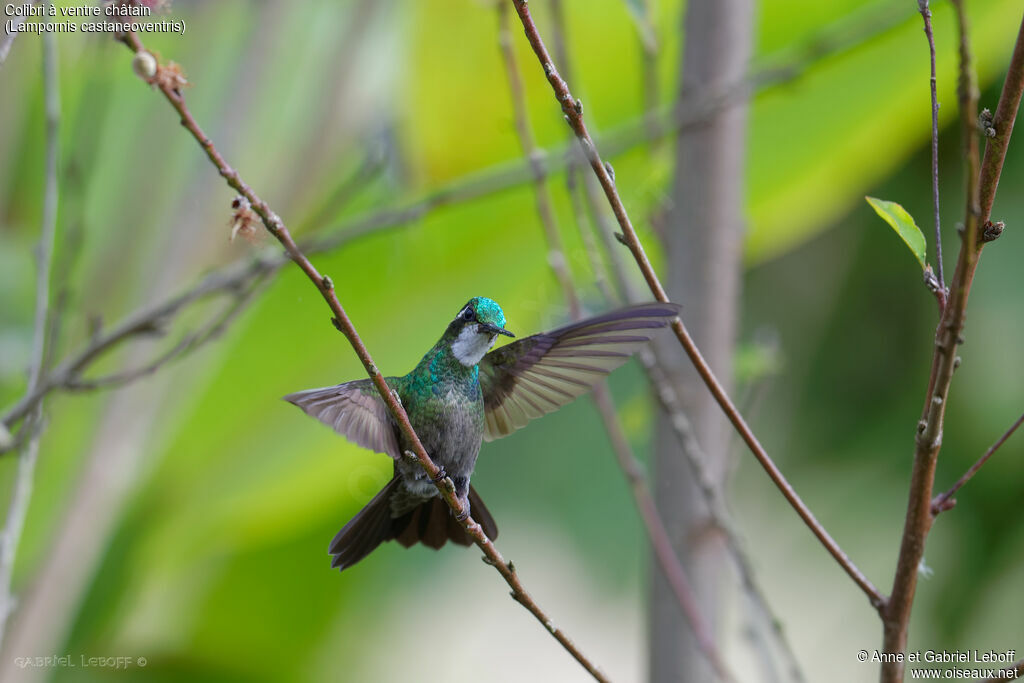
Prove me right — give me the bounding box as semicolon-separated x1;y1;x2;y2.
0;22;58;650
649;0;751;680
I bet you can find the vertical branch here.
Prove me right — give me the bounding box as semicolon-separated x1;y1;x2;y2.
881;15;1024;682
0;25;60;645
951;0;980;233
976;24;1024;222
918;1;945;296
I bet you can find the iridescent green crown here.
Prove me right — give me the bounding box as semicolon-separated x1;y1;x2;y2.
469;296;506;329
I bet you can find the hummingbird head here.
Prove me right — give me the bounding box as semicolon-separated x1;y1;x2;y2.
448;296;514;366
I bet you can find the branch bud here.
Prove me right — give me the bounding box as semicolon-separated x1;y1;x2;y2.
131;51;157;80
978;108;996;138
981;220;1004;242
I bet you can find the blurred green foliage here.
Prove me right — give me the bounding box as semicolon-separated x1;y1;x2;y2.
1;1;1022;681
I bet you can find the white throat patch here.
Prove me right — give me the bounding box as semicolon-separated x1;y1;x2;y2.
451;326;496;366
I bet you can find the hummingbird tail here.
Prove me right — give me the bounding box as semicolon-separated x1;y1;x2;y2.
468;486;499;541
328;480;499;571
329;476;403;571
392;485;499;551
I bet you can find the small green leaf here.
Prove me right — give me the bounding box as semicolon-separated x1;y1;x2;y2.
865;196;927;271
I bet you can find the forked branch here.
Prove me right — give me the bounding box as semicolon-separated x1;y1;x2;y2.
931;410;1024;515
881;13;1024;682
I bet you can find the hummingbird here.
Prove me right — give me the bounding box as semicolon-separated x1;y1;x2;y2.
285;297;679;571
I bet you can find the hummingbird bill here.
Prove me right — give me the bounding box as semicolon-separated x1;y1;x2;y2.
284;297;680;570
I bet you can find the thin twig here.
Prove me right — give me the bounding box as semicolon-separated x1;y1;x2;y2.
641;349;806;683
566;166;615;303
497;4;579;320
547;1;616;305
924;4;1017;521
65;272;270;392
0;24;59;645
881;15;1024;682
951;0;981;228
579;168;638;305
0;256;279;441
621;0;661;139
589;385;735;683
497;6;732;679
509;0;884;610
545;3;803;680
931;410;1024;514
918;1;946;301
119;29;610;682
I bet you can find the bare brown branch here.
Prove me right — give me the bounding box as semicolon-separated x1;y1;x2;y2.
119;29;610;683
509;0;884;610
1;256;278;442
931;410;1024;514
918;1;946;297
640;348;806;683
545;3;803;680
881;14;1024;682
497;5;733;679
588;385;736;683
66;271;269;392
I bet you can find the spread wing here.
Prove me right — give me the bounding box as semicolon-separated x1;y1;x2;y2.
284;379;400;459
478;302;680;440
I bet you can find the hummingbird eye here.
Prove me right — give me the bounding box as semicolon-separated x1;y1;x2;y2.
461;308;474;321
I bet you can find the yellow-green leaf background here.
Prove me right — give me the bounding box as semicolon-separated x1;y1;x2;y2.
1;1;1022;680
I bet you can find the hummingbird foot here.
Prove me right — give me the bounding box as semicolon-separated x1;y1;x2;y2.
450;476;469;499
451;476;472;521
432;466;448;483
